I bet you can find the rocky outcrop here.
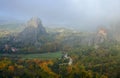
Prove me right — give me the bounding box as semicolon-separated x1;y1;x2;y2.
95;28;107;44
17;17;47;46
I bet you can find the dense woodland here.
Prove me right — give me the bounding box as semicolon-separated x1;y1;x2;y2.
0;44;120;78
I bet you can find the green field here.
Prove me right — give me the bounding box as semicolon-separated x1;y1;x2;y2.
0;52;62;60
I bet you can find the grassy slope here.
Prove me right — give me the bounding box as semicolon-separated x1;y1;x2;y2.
0;52;62;60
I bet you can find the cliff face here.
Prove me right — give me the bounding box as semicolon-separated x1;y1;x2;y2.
18;17;47;46
94;28;107;44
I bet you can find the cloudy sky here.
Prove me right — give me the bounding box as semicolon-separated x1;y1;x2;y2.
0;0;120;30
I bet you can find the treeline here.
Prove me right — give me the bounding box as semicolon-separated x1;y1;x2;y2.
0;57;108;78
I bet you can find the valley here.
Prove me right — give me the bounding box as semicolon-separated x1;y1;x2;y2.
0;17;120;78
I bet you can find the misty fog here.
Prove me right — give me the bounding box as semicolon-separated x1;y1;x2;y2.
0;0;120;31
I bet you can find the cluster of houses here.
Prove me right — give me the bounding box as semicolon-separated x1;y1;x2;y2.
3;44;18;53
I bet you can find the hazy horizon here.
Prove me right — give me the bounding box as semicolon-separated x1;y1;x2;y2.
0;0;120;31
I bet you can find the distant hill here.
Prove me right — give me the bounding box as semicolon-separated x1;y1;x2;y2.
0;23;24;32
0;23;25;38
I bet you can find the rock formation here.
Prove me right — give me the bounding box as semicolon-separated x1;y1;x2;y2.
94;28;107;48
17;17;47;46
